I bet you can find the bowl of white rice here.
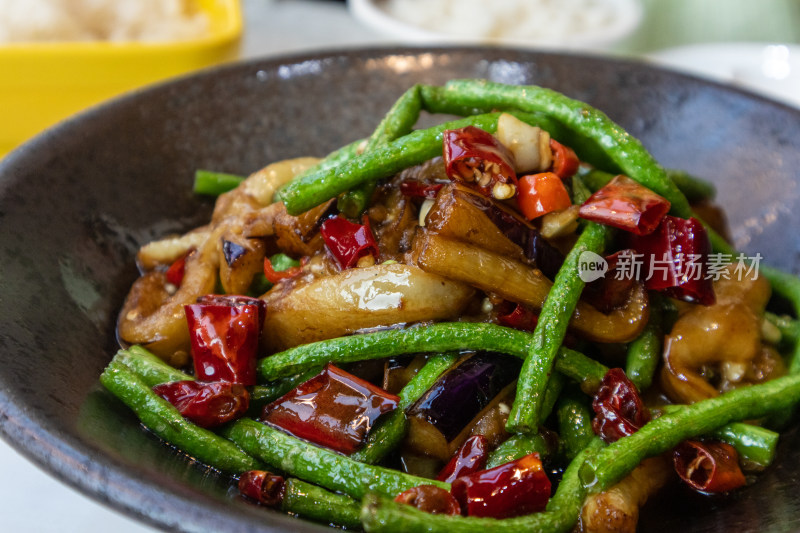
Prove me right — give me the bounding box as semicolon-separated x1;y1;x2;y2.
348;0;642;51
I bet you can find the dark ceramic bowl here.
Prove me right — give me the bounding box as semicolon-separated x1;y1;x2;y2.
1;48;800;532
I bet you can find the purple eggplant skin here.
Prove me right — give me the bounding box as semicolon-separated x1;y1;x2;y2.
407;352;520;442
458;190;565;279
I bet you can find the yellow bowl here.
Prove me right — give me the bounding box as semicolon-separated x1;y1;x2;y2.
0;0;242;157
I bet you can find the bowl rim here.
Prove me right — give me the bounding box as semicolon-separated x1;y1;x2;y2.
1;45;800;532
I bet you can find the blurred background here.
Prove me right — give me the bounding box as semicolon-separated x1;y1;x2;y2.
0;0;798;530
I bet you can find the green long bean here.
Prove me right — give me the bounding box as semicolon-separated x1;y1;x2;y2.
121;345;292;410
277;109;564;215
625;295;664;391
420;79;693;218
338;85;423;217
507;222;611;433
258;323;607;393
351;353;458;464
282;478;361;529
223;418;448;500
485;432;553;469
581;371;800;491
100;360;263;474
360;439;605;533
193;169;246;196
712;422;779;469
556;387;595;462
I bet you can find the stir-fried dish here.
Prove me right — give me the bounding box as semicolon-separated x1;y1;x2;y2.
101;80;800;532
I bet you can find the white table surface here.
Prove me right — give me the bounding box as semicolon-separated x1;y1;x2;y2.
2;0;797;531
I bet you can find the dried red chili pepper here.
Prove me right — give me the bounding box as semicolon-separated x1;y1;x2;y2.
549;139;580;179
263;256;305;284
165;250;192;286
591;368;650;443
152;380;250;428
394;485;461;515
185;294;265;385
673;440;746;493
238;470;286;507
262;364;399;455
451;452;551;518
629;215;715;305
400;180;444;199
443;126;518;200
579;175;671;236
320;216;379;269
496;302;539;332
436;435;489;484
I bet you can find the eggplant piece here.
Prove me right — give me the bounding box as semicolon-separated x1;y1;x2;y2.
411;229;649;344
425;184;528;261
405;353;520;461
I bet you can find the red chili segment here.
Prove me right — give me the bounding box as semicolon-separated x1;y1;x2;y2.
443;126;517;199
185;295;265;385
450;452;551;518
578;175;671;235
496;302;539;332
436;435;489;484
262;364;399;455
673;440;746;493
152;380;250;428
629;215;715;305
263;256;304;284
165;250;192;286
549;139;580;179
400;180;444;199
320;216;379;269
517;172;572;220
591;368;650;443
394;485;461;515
238;470;286;507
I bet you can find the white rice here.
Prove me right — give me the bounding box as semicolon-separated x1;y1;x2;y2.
0;0;208;43
382;0;619;44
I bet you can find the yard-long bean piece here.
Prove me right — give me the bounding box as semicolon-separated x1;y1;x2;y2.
119;345;191;385
657;404;779;468
193;169;245;196
420;80;692;218
351;353;458;464
122;345;293;409
485;432;552;469
556;387;595;462
507;222;611;433
338;85;423;217
665;168;716;202
100;360;263;474
581;371;800;491
625;296;663;391
257;323;607;391
360;439;605;533
282;478;361;529
711;422;779;469
223;418;448;500
277;110;559;215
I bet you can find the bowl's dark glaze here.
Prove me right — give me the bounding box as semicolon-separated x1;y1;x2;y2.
1;48;799;532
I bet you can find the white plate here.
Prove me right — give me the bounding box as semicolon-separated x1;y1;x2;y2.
348;0;643;51
649;42;800;107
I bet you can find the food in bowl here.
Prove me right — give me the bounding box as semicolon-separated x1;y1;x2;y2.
0;0;208;43
101;79;800;531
